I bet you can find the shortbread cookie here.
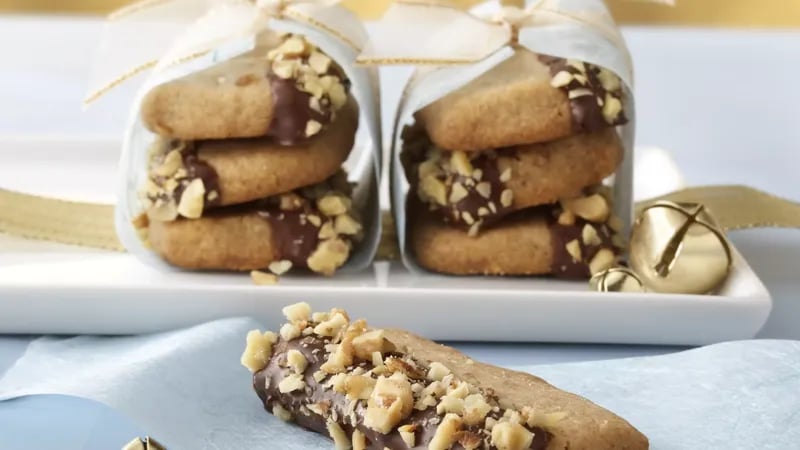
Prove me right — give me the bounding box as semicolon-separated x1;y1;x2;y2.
405;126;622;232
241;303;649;450
410;190;622;278
141;97;358;221
416;50;627;151
141;33;350;144
145;174;362;275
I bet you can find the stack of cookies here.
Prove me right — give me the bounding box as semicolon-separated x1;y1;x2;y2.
134;32;363;276
403;50;627;278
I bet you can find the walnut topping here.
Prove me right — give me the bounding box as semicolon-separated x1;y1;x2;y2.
334;214;362;236
364;372;414;434
428;413;462;450
384;357;426;380
352;429;367;450
154;150;183;177
420;175;448;206
414;381;445;410
557;209;576;226
589;248;616;275
305;120;323;138
449;182;469;203
427;362;451;381
250;270;278;286
286;349;308;374
462;394;493;426
317;194;351;216
561;193;610;223
283;302;312;323
582;224;601;246
451;151;473;176
389;423;413;447
343;374;376;400
326;420;351;450
550;70;573;88
565;239;582;262
436;394;465;415
240;330;277;372
278;373;306;393
272;59;297;79
491;421;534;450
352;329;386;360
308;51;332;74
602;94;623;123
272;403;293;422
176;178;205;219
500;189;514;208
455;431;483;450
280;322;302;341
314;312;349;337
268;260;293;276
307;238;351;276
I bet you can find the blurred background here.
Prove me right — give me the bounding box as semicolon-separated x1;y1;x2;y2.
1;0;799;26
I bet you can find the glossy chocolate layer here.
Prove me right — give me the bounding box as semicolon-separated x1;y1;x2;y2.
254;335;550;450
538;55;628;133
257;207;322;269
549;215;616;279
268;76;334;146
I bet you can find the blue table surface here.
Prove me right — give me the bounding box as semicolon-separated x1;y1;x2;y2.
2;17;800;450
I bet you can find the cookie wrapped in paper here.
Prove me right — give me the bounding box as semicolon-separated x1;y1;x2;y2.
101;1;382;276
367;0;636;278
241;302;649;449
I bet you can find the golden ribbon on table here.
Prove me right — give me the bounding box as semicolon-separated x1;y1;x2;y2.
2;0;799;296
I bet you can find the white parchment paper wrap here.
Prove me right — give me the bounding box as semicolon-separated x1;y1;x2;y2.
0;318;798;449
388;0;635;272
113;6;382;273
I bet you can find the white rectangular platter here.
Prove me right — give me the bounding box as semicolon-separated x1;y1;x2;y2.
0;137;772;345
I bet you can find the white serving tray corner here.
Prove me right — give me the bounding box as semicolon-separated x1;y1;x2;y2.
0;137;772;345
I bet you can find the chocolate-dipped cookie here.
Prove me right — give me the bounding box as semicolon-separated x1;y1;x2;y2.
410;189;622;278
144;172;362;275
416;49;627;151
141;33;349;144
241;303;649;449
141;97;358;221
404;126;622;233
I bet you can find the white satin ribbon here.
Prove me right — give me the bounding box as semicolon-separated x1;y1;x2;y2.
85;0;359;104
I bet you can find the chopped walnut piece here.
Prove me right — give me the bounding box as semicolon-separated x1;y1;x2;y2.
436;394;465;415
318;221;337;240
272;403;293;422
491;421;534;450
308;51;332;74
250;270;278;286
427;362;451;381
414;381;445;410
557;210;576;226
154;150;183;177
313;312;348;337
462;393;493;426
147;200;179;222
272;59;297;79
317;194;351;216
307;238;350;276
344;374;376;400
565;239;582;262
282;302;311;323
268;260;293;276
306;120;323;137
562;193;610;223
384;357;426;380
278;374;306;393
334;214;362;236
428;413;462;450
280;322;302;341
279;192;305;211
455;431;483;450
352;329;386;360
364;372;414;434
326;420;351;450
589;248;616;275
240;330;277;372
420;175;448;206
500;189;514;208
475;182;492;199
451;151;473;176
275;36;307;57
398;424;416;447
286;349;308;374
582;224;602;246
449;182;469;203
176;178;205;219
352;429;367;450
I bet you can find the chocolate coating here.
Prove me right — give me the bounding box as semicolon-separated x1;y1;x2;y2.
549;216;616;279
254;335;550;450
257;207;321;269
178;142;221;208
538;55;628;133
268;76;333;146
441;155;513;229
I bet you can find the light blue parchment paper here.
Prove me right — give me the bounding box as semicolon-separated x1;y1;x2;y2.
0;318;797;449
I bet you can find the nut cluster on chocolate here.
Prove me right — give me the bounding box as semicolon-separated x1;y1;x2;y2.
242;303;560;450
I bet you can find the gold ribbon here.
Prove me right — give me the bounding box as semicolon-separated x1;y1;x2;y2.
1;185;797;258
85;0;357;105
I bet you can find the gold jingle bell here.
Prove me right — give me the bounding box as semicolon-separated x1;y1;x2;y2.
122;437;166;450
590;267;647;293
629;201;732;294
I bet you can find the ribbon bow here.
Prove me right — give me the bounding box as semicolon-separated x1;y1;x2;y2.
357;0;673;86
85;0;357;105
